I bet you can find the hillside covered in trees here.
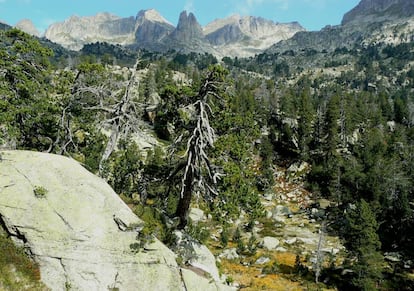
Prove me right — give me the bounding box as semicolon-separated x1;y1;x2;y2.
0;20;414;290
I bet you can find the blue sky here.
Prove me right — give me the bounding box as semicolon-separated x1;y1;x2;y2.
0;0;360;33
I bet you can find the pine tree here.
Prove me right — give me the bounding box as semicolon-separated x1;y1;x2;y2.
0;28;57;150
297;89;314;160
174;65;227;228
345;199;383;290
324;93;340;155
323;93;343;200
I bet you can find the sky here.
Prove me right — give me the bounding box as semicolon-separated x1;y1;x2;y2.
0;0;361;33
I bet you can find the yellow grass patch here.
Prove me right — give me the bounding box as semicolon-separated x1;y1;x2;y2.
220;257;303;291
273;252;297;267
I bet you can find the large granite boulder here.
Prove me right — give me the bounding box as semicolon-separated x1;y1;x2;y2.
0;150;228;291
173;230;220;281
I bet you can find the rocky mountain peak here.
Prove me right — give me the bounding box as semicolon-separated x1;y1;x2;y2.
15;19;40;37
135;9;175;44
42;9;305;57
45;12;136;50
176;11;203;38
205;14;305;57
204;14;303;39
95;12;120;21
62;12;119;24
342;0;414;25
170;11;205;42
136;9;172;25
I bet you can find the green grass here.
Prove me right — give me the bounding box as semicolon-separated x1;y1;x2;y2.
0;231;47;290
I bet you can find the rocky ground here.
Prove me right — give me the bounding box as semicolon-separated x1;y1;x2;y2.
0;150;344;290
190;161;345;290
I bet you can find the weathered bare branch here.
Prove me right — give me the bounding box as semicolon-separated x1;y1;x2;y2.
98;58;143;174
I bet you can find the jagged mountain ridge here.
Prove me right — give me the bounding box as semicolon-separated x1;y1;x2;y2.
43;9;304;57
204;15;304;57
156;11;214;55
205;15;302;45
44;12;138;51
172;11;205;42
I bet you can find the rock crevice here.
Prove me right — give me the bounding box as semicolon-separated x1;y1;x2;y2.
0;213;28;244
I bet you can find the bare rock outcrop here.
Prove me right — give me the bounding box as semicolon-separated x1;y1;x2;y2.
204;15;304;57
164;11;216;55
135;9;174;44
45;13;137;50
0;150;229;291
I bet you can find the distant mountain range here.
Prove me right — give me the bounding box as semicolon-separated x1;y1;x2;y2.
9;0;414;58
14;9;304;58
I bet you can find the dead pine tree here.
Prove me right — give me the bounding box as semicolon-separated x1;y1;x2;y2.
57;57;145;175
173;66;227;229
97;58;142;174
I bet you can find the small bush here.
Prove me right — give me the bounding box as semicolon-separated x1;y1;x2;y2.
130;224;156;253
236;238;245;254
262;261;280;274
232;227;241;242
33;186;48;198
294;254;308;276
186;221;209;243
232;227;245;254
134;204;166;241
247;234;258;255
165;193;179;216
220;227;229;248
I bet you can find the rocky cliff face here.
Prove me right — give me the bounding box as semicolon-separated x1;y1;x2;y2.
45;13;136;50
45;10;175;51
0;150;233;291
171;11;205;43
164;11;215;55
42;9;303;57
134;9;174;44
205;15;303;45
342;0;414;24
205;15;304;57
